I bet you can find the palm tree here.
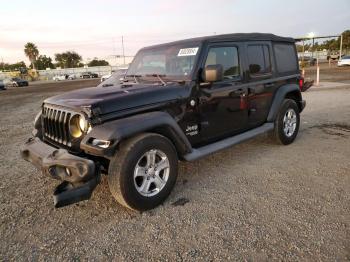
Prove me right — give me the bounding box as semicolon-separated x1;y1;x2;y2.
24;42;39;70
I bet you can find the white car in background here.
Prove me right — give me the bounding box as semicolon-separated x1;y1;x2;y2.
98;69;129;87
68;74;78;80
53;75;68;81
101;68;128;82
337;56;350;66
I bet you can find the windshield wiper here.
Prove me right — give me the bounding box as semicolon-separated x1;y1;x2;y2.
102;84;113;87
145;74;167;86
125;74;141;84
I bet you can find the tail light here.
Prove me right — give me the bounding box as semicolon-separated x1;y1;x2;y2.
299;78;304;90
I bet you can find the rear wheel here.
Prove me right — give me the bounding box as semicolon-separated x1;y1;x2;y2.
272;99;300;145
108;133;178;211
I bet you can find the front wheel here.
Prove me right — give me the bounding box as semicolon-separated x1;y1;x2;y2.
108;133;178;211
272;99;300;145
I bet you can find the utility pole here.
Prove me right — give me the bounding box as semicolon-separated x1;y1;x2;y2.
112;38;116;66
122;36;125;65
339;33;343;60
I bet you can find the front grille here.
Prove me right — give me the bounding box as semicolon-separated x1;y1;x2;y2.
42;105;72;146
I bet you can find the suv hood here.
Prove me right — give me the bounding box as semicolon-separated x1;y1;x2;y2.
44;83;191;116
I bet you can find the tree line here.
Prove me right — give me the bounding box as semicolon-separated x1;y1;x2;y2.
2;30;349;71
0;43;109;71
296;30;350;53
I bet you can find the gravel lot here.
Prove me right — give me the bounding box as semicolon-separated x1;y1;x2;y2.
0;77;349;261
304;63;350;83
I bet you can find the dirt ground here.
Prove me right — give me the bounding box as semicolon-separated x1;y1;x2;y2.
0;77;349;261
304;62;350;83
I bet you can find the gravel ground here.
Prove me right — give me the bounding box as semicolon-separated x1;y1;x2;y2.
304;63;350;83
0;79;349;261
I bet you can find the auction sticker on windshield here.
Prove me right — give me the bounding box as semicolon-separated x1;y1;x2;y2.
178;47;199;56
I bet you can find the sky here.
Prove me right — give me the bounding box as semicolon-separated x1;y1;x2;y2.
1;0;349;64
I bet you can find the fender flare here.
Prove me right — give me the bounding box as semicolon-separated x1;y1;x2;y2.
267;84;303;122
81;111;192;157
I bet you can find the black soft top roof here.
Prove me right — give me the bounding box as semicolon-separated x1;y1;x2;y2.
142;33;295;50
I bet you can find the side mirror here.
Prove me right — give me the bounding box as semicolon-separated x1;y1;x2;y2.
204;64;223;83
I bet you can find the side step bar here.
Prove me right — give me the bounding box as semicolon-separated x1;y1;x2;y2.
183;123;274;161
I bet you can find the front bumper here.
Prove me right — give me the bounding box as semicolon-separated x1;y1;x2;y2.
21;137;99;207
21;137;95;183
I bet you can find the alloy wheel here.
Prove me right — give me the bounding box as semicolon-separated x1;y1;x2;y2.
133;149;170;197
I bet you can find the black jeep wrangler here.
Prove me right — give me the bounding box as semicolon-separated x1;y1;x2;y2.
21;33;305;211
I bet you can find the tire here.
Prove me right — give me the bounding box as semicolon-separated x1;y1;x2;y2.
272;99;300;145
108;133;178;211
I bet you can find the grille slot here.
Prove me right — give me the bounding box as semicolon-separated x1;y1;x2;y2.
42;105;73;146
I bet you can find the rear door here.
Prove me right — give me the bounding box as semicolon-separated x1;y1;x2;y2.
244;42;275;127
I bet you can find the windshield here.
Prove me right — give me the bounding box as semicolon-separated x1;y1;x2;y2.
98;69;127;87
126;43;201;80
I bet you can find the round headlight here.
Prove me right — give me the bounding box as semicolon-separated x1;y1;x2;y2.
79;115;88;132
69;115;85;138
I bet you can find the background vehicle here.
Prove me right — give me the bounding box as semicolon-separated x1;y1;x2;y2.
327;51;341;60
21;33;305;211
2;77;28;87
68;74;78;80
81;72;98;79
101;68;128;82
53;75;68;81
100;68;128;85
337;56;350;66
299;56;316;66
0;80;6;90
101;71;114;82
10;77;29;87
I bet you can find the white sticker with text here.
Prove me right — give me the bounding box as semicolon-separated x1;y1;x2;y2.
178;47;199;57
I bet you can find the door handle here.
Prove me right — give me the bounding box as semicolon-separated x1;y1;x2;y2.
264;83;275;88
234;88;245;95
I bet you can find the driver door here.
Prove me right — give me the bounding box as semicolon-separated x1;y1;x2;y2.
198;43;249;142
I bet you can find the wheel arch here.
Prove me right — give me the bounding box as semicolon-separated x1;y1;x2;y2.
285;90;303;111
267;84;304;122
81;111;192;158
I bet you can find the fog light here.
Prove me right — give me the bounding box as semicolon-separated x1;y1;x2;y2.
65;167;71;177
91;139;111;148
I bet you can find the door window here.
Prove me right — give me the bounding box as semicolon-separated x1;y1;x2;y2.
205;46;240;79
247;45;271;75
